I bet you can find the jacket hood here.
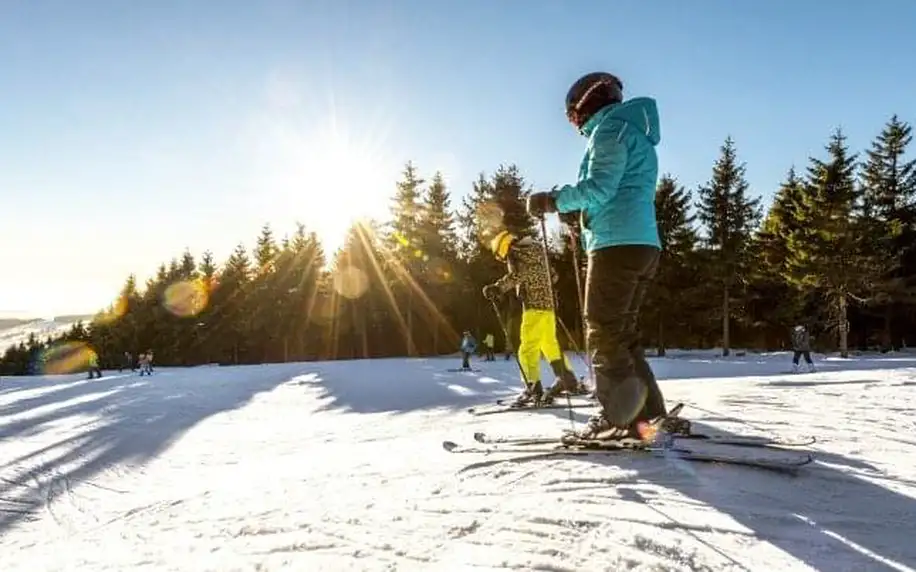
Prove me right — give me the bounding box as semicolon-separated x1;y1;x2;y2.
581;97;660;146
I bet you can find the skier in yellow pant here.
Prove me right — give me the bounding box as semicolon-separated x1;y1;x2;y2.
483;230;583;405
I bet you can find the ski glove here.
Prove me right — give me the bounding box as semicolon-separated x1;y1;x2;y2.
527;192;557;218
558;210;580;229
482;284;500;301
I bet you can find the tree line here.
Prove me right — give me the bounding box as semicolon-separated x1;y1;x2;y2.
2;114;914;375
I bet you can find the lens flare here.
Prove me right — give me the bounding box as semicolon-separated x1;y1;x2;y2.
96;295;129;325
333;266;369;300
39;341;96;375
476;201;505;237
163;280;209;317
426;257;453;284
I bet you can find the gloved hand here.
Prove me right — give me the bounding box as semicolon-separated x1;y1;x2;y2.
482;284;500;301
526;192;557;218
558;210;580;229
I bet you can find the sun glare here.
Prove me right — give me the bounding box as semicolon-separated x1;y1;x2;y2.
301;136;393;254
249;83;399;257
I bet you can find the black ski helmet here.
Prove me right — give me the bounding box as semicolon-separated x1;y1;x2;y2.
565;72;624;129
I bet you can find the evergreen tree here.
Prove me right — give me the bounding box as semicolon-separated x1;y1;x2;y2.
330;221;398;359
387;162;425;356
785;129;863;356
417;171;462;353
859;115;916;348
644;175;699;355
211;243;253;364
748;168;807;346
696;137;762;355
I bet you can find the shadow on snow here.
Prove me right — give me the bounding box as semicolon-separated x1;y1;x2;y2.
0;364;306;536
301;352;916;415
452;417;916;570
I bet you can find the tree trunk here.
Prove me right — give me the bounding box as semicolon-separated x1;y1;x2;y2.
721;283;731;357
433;318;440;356
407;291;415;356
657;318;666;357
883;304;893;351
838;290;849;358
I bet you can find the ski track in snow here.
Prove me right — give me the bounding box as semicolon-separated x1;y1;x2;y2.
1;351;915;571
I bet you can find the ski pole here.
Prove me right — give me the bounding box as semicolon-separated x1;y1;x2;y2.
537;215;575;431
568;228;595;387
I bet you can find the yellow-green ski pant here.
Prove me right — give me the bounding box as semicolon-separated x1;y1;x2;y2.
517;309;571;384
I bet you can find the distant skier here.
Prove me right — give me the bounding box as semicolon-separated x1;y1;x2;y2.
483;333;495;361
483;231;580;405
459;331;477;371
137;352;153;376
119;351;134;372
791;325;815;373
87;351;102;379
526;71;674;439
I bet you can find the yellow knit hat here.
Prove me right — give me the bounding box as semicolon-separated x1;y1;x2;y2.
489;230;515;260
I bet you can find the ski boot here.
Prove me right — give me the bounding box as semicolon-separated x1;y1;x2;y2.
511;381;545;407
562;411;640;443
660;417;691;436
542;362;583;404
572;377;592;395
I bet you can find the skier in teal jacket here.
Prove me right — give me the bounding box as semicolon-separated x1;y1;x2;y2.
527;72;673;440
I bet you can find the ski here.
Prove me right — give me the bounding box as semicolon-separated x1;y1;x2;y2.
472;430;815;449
441;440;813;474
494;395;592;406
467;401;594;416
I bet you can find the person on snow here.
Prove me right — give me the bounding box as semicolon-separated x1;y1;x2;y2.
791;325;815;373
119;351;134;373
87;351;103;379
483;333;496;361
459;331;477;371
483;230;581;405
137;351;153;376
526;71;675;439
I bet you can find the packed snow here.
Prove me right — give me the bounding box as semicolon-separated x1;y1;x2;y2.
1;350;915;571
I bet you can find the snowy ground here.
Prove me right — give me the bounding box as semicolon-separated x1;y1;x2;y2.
1;351;915;571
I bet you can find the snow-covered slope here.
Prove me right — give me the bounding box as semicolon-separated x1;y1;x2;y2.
1;352;915;571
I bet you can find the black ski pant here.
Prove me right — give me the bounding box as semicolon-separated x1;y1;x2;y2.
585;245;666;425
792;351;812;365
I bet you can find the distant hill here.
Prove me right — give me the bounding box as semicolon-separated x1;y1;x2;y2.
0;319;28;330
0;315;94;352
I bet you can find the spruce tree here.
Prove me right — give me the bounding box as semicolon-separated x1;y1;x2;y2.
696;137;761;355
646;175;698;355
747;168;808;345
785;129;863;356
859;115;916;347
387;162;425;356
417;171;461;352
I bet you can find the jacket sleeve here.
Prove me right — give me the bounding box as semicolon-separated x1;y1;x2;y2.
493;252;521;292
493;271;517;293
552;121;629;213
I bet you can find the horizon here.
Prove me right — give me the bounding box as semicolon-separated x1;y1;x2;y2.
2;0;915;318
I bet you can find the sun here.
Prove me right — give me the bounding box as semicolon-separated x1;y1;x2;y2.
297;134;394;254
246;91;398;257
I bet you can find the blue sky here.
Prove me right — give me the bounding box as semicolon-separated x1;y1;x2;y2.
2;0;914;318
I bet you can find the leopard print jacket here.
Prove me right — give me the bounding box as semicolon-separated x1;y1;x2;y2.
494;240;557;311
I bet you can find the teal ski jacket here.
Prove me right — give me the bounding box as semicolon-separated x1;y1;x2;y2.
552;97;662;252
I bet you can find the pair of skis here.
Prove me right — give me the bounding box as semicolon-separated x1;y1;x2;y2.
445;403;815;474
